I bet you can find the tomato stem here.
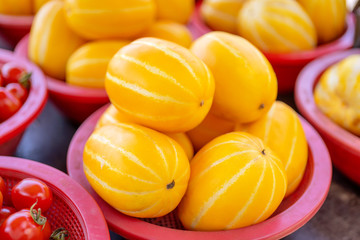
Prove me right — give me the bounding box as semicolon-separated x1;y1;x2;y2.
50;228;69;240
29;200;47;230
19;72;31;89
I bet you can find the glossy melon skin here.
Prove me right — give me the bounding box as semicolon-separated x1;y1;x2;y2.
64;0;156;40
96;104;194;160
140;21;193;48
29;1;86;80
105;37;215;133
187;111;235;152
83;124;190;218
201;0;246;34
237;0;317;53
314;55;360;136
178;132;287;230
66;40;129;88
190;31;277;123
0;0;33;15
297;0;346;44
154;0;194;24
236;101;308;196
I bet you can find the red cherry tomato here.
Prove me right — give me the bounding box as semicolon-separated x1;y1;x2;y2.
0;88;21;122
11;178;53;212
1;63;26;86
0;206;16;226
6;83;28;104
0;176;6;197
0;208;51;240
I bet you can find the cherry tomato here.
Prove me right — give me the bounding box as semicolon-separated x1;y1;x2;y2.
0;206;16;226
6;83;28;104
11;178;53;212
0;208;51;240
0;74;3;87
1;63;26;86
0;88;21;122
0;192;3;209
0;176;6;197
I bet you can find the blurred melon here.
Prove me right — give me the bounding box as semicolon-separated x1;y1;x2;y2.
154;0;194;24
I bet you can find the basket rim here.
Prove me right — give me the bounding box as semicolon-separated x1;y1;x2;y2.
0;49;47;145
0;156;110;240
295;48;360;158
190;0;355;65
14;34;109;102
67;104;332;240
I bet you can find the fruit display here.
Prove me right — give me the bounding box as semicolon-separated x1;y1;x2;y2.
105;37;215;133
0;62;31;123
314;54;360;136
297;0;347;44
154;0;194;24
66;40;130;88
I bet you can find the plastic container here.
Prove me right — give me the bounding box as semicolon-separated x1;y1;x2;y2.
14;35;109;123
295;49;360;185
0;14;33;47
189;1;356;93
67;105;332;240
0;156;110;239
0;49;47;156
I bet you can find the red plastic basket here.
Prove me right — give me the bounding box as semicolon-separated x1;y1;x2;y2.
189;1;355;93
0;49;47;156
67;105;332;240
14;35;109;123
0;156;110;240
0;13;32;47
295;49;360;185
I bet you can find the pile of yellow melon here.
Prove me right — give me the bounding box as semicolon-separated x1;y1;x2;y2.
315;54;360;136
28;0;194;87
201;0;347;53
84;31;309;231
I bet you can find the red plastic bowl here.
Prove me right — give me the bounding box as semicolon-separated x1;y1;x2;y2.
67;105;332;240
295;49;360;185
0;156;110;240
189;1;355;93
14;34;109;123
0;49;47;156
0;14;33;47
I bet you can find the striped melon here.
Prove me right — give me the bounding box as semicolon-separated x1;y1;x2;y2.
236;101;308;196
178;132;287;230
297;0;346;44
29;1;85;80
96;104;194;159
237;0;317;53
34;0;54;13
83;124;190;218
190;31;277;123
105;37;215;133
66;40;129;88
314;55;360;136
201;0;246;34
140;21;193;48
154;0;194;24
64;0;156;40
187;111;235;152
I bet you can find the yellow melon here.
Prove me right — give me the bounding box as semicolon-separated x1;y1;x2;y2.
96;104;194;159
187;111;235;152
66;40;129;88
29;1;85;80
297;0;346;44
236;101;308;196
314;55;360;136
178;132;287;230
34;0;54;13
140;21;193;48
237;0;317;53
64;0;156;40
0;0;32;15
105;37;215;133
190;31;277;123
154;0;194;24
83;124;190;218
201;0;246;34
